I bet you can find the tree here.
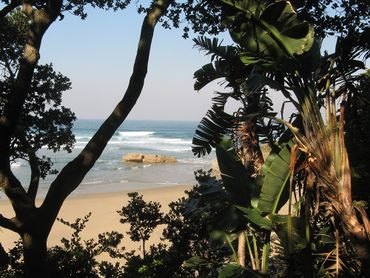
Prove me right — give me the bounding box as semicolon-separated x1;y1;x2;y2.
117;192;164;259
0;0;173;276
190;0;369;276
1;214;125;277
0;10;76;184
0;1;237;276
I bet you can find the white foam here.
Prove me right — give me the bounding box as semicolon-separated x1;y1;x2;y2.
118;131;155;137
82;180;103;185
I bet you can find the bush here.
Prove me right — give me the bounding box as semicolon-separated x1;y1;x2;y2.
0;173;228;277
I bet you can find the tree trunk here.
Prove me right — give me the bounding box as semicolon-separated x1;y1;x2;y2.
0;243;9;267
234;120;264;176
143;239;146;259
22;232;49;278
234;120;264;266
338;193;370;275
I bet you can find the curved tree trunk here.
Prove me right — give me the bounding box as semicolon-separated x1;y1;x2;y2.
34;1;172;276
41;0;173;237
0;0;173;277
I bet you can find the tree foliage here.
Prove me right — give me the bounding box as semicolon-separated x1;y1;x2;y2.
0;214;125;278
0;10;76;178
117;192;163;258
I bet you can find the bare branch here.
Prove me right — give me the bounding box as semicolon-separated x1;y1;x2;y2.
41;0;173;231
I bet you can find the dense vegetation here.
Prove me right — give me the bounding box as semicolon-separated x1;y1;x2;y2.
1;0;369;277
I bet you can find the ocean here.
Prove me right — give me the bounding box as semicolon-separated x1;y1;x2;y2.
7;119;214;198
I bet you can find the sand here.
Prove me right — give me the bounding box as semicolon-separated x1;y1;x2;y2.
0;184;192;258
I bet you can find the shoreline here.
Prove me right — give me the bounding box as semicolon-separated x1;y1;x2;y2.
0;184;193;253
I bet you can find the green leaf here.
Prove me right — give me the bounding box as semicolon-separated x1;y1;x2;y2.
269;214;307;252
192;106;235;157
258;141;296;214
221;0;267;17
183;256;212;268
222;0;315;66
194;62;229;91
235;206;272;230
218;264;263;278
216;146;259;207
216;206;246;232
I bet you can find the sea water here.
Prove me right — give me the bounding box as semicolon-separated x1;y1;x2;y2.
7;119;214;198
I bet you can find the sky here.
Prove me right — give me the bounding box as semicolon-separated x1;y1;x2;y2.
38;3;338;122
38;3;232;121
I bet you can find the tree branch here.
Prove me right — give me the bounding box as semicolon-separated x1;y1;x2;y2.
41;0;173;232
0;214;21;233
15;127;40;202
0;0;22;18
0;159;31;216
0;0;63;222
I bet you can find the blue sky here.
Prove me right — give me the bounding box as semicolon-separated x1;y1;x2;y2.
39;4;229;121
38;3;338;122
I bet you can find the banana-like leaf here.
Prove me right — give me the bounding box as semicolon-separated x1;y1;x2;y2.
235;205;272;230
269;214;307;252
184;175;245;233
216;146;259;207
218;264;263;278
258;140;296;214
221;0;267;16
183;256;212;268
221;0;314;65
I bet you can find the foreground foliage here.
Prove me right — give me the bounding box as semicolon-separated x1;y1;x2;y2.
190;0;370;276
0;177;228;277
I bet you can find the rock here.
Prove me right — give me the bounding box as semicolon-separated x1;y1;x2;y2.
143;154;177;163
123;153;177;163
123;153;144;162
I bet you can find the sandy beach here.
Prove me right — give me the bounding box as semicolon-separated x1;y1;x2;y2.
0;184;192;258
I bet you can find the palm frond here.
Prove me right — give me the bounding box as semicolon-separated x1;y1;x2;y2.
212;91;238;108
193;36;248;91
194;60;231;91
192;105;236;157
193;36;238;62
